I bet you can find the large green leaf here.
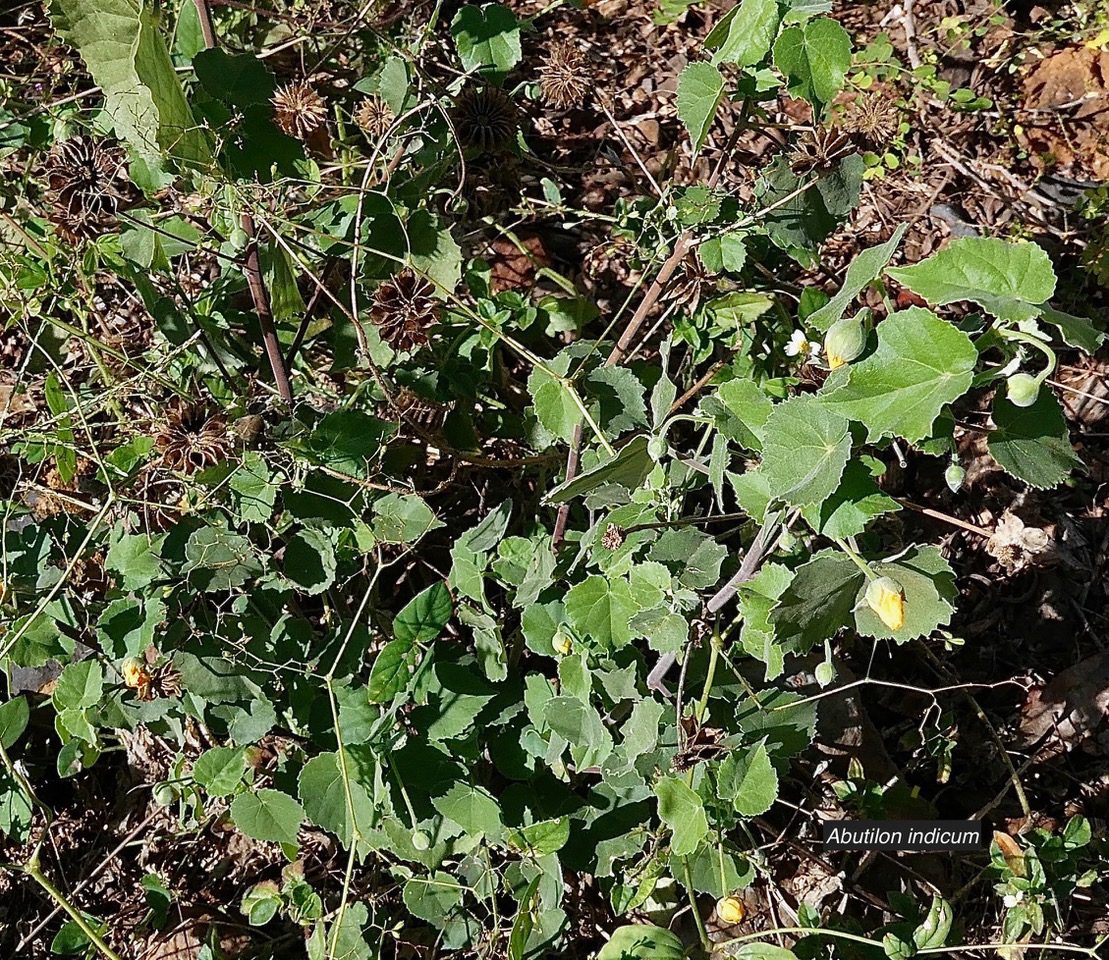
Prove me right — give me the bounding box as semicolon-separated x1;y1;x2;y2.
299;752;374;847
597;925;684;960
451;4;521;74
565;576;640;649
817;308;977;442
394;582;453;644
886;238;1056;319
432;782;504;841
800;458;900;540
772;18;851;106
760;396;851;507
988;388;1081;489
852;545;957;642
706;0;781;67
677;62;725;151
50;0;213;166
655;776;709;856
768;549;863;652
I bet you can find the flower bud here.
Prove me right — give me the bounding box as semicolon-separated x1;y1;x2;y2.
944;463;965;493
823;313;868;370
553;629;573;657
865;576;905;631
716;896;746;924
1006;373;1040;408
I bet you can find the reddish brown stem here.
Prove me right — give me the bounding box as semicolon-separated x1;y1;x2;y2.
191;0;293;403
240;211;294;403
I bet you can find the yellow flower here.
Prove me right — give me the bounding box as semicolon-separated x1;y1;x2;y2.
121;658;150;690
716;896;746;924
827;351;847;370
865;577;905;631
553;630;573;656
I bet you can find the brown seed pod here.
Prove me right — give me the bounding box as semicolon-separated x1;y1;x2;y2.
153;401;233;474
539;41;592;109
788;126;854;177
44;136;130;241
841;95;902;148
272;81;328;140
450;85;518;153
354;95;395;141
369;269;440;353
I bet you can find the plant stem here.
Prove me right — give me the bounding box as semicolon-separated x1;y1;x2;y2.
835;539;877;581
696;628;722;724
681;855;711;955
23;855;125;960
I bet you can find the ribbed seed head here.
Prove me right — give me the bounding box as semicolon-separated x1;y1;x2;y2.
272;81;328;140
450;85;518;153
369;269;440;353
539;41;591;108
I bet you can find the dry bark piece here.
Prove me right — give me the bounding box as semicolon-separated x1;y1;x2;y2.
354;95;394;140
154;401;233;474
44;135;132;241
1019;650;1109;754
1020;46;1109;180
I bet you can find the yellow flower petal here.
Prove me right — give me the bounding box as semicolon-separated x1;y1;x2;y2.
121;659;150;689
865;576;905;631
716;896;746;924
827;351;846;370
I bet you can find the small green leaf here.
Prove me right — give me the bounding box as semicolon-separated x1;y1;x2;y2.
283;527;337;595
230;789;305;845
565;576;640;649
394;582;453;643
0;697;30;750
807;225;907;331
677;62;725;151
193;746;248;796
732;946;800;960
403;872;463;924
723;740;779;817
913;896;953;949
760;396;851;507
368;638;419;702
230;451;276;523
53;661;104;713
988;388;1080;489
655;776;709;856
773;18;851;106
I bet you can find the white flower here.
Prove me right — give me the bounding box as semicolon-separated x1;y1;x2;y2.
1003;891;1024;908
785;329;808;357
785;329;823;360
